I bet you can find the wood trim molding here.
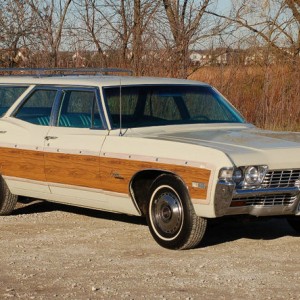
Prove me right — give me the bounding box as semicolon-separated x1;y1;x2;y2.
0;147;211;200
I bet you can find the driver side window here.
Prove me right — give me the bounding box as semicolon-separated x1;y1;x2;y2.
14;89;57;125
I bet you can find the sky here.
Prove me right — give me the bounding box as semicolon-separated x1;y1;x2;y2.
216;0;232;13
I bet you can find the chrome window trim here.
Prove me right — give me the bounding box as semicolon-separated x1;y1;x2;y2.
11;85;59;120
51;87;107;129
102;84;246;130
10;85;108;130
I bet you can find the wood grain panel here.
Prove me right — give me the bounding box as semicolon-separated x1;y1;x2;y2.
45;152;101;188
99;157;211;199
0;147;46;181
0;147;211;200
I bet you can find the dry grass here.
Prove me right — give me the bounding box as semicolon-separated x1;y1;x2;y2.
188;63;300;131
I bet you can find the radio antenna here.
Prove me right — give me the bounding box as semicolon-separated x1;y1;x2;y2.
119;79;122;136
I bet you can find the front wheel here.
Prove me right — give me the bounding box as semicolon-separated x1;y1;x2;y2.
146;174;207;250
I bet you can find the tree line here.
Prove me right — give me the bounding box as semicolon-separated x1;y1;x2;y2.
0;0;299;78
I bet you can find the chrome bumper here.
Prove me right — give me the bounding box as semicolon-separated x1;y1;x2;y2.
215;180;300;217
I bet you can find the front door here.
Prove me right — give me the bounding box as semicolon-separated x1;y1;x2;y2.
44;88;108;207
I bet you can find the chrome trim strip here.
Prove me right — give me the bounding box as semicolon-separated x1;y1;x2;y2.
101;151;213;169
129;184;142;215
234;187;300;197
225;204;298;217
95;87;108;129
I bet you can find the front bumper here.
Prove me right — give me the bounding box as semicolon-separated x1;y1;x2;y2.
215;180;300;217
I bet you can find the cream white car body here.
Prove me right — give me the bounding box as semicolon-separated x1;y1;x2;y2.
0;72;299;249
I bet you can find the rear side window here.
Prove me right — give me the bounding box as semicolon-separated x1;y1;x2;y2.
14;89;57;125
0;86;29;116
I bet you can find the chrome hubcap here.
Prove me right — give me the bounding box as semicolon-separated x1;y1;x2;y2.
152;191;183;236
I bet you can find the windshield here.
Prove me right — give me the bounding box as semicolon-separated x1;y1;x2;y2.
104;85;245;128
0;85;29;116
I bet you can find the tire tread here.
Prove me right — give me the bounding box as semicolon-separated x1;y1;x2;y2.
180;210;207;250
0;177;18;215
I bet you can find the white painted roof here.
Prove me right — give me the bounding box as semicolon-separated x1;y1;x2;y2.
0;75;207;87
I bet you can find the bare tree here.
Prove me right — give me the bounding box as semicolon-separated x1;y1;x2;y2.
285;0;300;56
73;0;109;67
81;0;159;73
132;0;160;75
161;0;215;78
0;0;33;67
209;0;300;61
99;0;134;66
26;0;72;67
133;0;142;74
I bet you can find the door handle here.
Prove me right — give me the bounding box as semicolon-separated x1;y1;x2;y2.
0;130;7;134
45;136;58;141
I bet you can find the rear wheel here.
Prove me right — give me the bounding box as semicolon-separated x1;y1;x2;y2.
0;177;18;215
146;174;207;250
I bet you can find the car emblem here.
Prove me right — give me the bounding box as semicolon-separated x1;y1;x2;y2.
192;182;206;189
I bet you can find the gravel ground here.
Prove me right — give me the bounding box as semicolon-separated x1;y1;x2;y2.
1;199;300;300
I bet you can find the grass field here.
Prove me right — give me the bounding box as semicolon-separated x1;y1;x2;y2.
188;63;300;131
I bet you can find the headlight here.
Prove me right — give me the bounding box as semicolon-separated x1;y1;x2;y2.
244;165;268;186
232;168;243;183
219;165;268;188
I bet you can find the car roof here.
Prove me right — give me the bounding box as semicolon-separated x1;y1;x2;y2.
0;75;208;87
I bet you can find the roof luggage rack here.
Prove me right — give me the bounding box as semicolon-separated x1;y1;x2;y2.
0;67;133;76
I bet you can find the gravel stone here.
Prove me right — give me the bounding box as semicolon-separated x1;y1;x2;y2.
0;200;299;299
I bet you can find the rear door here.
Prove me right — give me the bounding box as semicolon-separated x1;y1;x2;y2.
0;87;58;196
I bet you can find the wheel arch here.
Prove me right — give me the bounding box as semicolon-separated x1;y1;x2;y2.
129;169;189;216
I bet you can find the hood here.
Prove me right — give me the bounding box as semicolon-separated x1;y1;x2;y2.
129;124;300;169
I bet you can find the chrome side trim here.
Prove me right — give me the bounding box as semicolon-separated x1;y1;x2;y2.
129;184;142;215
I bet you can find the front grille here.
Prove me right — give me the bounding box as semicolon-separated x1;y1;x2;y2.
231;194;297;207
261;169;300;188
